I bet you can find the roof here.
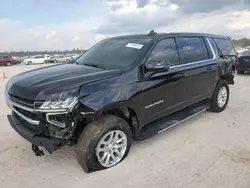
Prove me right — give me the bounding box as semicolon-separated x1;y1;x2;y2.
110;32;229;40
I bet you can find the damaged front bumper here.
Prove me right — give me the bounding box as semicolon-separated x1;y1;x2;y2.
5;91;81;154
7;112;67;152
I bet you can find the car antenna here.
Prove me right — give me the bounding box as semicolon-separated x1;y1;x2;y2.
148;30;157;36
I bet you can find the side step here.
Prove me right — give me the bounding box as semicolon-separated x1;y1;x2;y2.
136;100;210;141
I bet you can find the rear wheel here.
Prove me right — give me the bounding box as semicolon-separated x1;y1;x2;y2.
76;115;132;173
237;70;244;74
27;61;32;65
5;61;11;66
210;80;229;112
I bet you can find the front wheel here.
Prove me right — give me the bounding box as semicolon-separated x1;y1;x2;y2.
76;115;132;173
210;80;229;112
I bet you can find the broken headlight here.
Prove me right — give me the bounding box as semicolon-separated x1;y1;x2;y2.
39;97;78;110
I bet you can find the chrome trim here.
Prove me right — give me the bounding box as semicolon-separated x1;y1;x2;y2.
80;112;95;116
46;112;68;128
206;38;216;59
9;98;67;113
145;100;164;109
12;108;40;125
169;39;217;70
170;59;214;69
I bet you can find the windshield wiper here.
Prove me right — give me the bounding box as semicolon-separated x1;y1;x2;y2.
83;63;107;69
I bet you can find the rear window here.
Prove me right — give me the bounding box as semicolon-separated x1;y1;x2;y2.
213;38;236;56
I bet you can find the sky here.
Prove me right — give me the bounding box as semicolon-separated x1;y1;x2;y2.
0;0;250;51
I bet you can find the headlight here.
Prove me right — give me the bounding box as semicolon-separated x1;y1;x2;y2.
39;97;78;110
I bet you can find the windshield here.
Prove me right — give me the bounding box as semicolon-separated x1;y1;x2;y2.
75;38;152;69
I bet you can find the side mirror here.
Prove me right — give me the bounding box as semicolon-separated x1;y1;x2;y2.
145;59;170;73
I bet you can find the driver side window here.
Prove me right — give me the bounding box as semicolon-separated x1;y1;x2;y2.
148;38;180;66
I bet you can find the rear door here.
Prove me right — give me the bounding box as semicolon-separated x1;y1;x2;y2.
176;36;217;105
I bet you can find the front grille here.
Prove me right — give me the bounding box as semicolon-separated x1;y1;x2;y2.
14;111;40;133
14;107;40;121
9;94;34;107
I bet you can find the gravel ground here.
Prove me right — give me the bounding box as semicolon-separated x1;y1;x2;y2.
1;64;250;188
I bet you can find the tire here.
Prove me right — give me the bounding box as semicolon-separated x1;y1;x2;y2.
54;60;58;63
76;115;132;173
5;61;11;66
27;61;32;65
237;70;244;74
210;80;229;112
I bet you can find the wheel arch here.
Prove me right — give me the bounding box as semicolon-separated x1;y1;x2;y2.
96;102;140;136
79;99;141;137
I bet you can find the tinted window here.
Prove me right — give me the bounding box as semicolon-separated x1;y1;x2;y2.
148;38;179;66
179;37;209;64
76;38;152;69
213;38;236;56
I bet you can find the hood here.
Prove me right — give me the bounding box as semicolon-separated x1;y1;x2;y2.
7;64;121;101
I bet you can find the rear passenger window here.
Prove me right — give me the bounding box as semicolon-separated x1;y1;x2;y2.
179;37;209;64
213;38;236;56
148;38;179;66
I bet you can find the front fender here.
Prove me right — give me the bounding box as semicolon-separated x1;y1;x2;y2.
80;89;140;114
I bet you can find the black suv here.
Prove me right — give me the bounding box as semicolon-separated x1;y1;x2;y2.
5;31;236;173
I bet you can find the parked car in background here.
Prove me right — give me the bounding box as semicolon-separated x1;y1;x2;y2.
0;56;20;66
236;50;250;74
23;55;51;65
44;55;58;64
55;55;70;63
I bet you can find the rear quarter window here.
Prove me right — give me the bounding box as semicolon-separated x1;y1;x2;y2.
213;38;236;56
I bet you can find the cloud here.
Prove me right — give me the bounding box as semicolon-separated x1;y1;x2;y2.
45;31;56;40
96;0;250;40
0;18;101;51
1;0;250;52
98;0;179;34
72;36;80;41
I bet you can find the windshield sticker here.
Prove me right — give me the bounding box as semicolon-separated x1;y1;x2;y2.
126;43;144;49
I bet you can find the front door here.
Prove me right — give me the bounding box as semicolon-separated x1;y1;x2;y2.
141;38;189;126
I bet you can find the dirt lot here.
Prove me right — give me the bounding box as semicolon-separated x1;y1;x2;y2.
1;64;250;188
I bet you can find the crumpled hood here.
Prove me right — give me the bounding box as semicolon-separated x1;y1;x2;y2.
7;64;121;101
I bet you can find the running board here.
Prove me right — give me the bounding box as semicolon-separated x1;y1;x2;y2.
136;100;210;141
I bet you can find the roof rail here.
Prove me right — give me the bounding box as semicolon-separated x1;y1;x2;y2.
148;30;157;36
